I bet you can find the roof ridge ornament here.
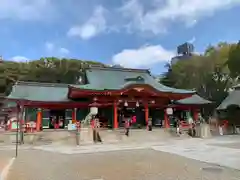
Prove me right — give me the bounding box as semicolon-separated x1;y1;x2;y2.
88;66;149;73
15;81;70;87
133;87;144;92
125;76;144;82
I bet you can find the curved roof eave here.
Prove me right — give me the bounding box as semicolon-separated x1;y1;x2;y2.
217;90;240;110
175;94;212;105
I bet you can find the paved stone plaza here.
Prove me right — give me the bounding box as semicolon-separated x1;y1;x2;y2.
0;150;13;179
1;136;240;180
2;149;240;180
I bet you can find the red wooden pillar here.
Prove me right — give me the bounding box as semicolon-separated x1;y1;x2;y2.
164;109;169;128
36;108;42;131
113;101;118;129
145;103;149;127
72;108;77;124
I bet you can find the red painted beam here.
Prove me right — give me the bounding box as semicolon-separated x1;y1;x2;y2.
68;85;194;100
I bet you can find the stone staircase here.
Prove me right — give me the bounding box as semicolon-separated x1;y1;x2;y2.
96;128;175;144
121;128;173;143
30;130;75;146
0;128;190;146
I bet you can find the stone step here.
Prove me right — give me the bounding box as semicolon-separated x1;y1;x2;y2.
0;128;190;146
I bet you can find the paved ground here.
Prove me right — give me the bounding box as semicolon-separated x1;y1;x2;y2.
0;150;14;180
3;149;240;180
1;135;240;180
152;136;240;170
213;142;240;149
26;135;240;170
208;136;240;149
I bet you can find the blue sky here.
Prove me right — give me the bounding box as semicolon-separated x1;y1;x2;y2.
0;0;240;74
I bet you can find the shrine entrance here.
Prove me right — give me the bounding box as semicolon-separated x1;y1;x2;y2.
49;109;66;129
118;104;146;128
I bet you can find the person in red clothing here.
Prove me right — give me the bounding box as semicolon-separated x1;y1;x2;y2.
131;115;136;124
95;118;102;143
91;116;97;142
125;117;130;136
91;115;102;143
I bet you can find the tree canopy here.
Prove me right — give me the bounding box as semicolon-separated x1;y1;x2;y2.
227;41;240;78
0;57;105;95
161;42;240;106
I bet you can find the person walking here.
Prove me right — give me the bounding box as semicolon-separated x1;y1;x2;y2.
91;116;97;143
95;118;102;143
192;121;196;137
176;119;180;135
125;117;130;136
148;118;152;131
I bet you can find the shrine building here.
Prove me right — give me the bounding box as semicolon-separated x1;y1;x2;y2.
4;66;211;131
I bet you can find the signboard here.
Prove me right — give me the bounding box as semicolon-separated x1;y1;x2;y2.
11;122;19;130
68;123;76;131
72;124;76;130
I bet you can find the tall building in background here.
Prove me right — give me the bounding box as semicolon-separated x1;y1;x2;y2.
171;43;195;65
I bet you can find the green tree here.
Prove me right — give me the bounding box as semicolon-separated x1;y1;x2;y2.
0;57;105;95
227;41;240;79
161;43;233;105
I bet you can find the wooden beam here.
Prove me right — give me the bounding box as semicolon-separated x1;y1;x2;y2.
68;84;194;100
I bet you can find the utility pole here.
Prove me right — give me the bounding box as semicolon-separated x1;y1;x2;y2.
16;104;20;157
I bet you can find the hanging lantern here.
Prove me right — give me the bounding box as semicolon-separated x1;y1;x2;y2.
136;101;139;107
166;107;173;115
124;101;128;107
93;97;97;101
151;100;155;104
90;107;98;115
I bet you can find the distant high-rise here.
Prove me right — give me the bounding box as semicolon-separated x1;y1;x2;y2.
177;43;194;55
171;43;195;65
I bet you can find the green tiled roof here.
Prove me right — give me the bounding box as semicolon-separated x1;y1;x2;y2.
7;67;195;102
1;101;17;108
7;81;70;102
217;89;240;110
72;67;195;94
175;94;212;105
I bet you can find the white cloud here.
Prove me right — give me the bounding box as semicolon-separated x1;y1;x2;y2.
119;0;240;34
112;45;175;68
188;37;196;44
45;42;70;56
11;56;29;62
0;0;55;21
67;5;107;40
59;48;70;55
